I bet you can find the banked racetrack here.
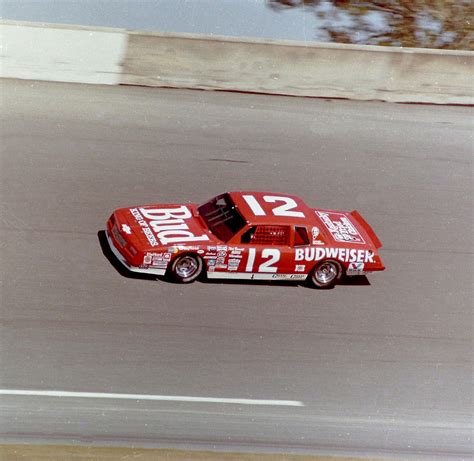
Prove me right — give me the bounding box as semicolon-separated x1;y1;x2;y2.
0;79;472;459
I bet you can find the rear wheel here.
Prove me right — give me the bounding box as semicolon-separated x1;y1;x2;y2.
308;260;342;289
170;254;203;283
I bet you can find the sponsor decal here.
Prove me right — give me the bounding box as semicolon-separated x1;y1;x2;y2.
130;206;210;245
346;262;366;276
228;258;241;270
197;249;205;254
216;253;227;268
295;247;374;263
272;274;306;280
295;264;305;272
144;252;171;267
207;259;216;266
130;208;144;221
311;226;324;245
207;246;217;251
176;245;200;251
144;254;152;264
229;247;244;258
143;227;159;247
316;211;365;244
216;245;228;251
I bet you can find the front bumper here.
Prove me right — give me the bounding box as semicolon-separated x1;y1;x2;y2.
106;230;166;276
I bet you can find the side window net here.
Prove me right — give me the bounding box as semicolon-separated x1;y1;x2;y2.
242;226;289;245
294;226;310;246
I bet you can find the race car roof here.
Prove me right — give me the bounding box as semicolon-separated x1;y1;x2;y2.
228;191;318;226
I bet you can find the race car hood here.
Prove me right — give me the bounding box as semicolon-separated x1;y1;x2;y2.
313;209;383;249
113;203;215;250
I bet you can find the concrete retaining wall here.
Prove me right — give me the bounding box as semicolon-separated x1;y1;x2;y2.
0;22;127;84
122;31;473;104
1;21;473;104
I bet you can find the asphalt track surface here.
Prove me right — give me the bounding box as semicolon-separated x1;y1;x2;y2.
0;79;472;459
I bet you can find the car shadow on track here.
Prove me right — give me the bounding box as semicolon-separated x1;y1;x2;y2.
98;230;370;288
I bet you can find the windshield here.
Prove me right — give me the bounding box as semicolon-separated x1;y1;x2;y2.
197;193;246;242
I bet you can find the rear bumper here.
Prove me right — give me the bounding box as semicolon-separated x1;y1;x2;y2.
106;231;166;276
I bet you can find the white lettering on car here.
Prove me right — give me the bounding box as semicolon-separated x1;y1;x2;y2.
316;211;365;244
245;248;257;272
272;274;306;280
130;208;143;221
259;248;280;273
295;248;374;263
242;195;305;218
143;227;159;247
263;196;305;218
246;248;281;273
137;206;210;245
242;195;266;216
140;206;192;221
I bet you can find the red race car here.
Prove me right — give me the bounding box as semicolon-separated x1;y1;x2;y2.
106;192;385;289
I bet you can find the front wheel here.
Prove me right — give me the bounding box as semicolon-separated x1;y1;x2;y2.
169;254;203;283
308;260;342;289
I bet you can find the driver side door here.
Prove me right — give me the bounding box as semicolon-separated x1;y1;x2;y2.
236;224;293;278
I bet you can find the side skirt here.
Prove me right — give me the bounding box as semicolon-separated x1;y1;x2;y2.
206;272;307;281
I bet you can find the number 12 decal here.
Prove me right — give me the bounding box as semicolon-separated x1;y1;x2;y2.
246;248;280;273
242;195;305;218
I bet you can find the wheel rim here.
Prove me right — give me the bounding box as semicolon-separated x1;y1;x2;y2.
314;262;338;285
175;256;199;278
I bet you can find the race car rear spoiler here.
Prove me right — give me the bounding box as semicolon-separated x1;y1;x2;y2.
350;210;383;249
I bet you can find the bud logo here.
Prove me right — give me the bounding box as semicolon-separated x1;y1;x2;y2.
138;206;209;245
295;247;374;263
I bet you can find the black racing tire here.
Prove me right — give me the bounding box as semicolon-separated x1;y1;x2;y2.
307;260;343;289
169;254;203;283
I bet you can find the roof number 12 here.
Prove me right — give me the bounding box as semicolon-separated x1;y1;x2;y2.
242;195;305;218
